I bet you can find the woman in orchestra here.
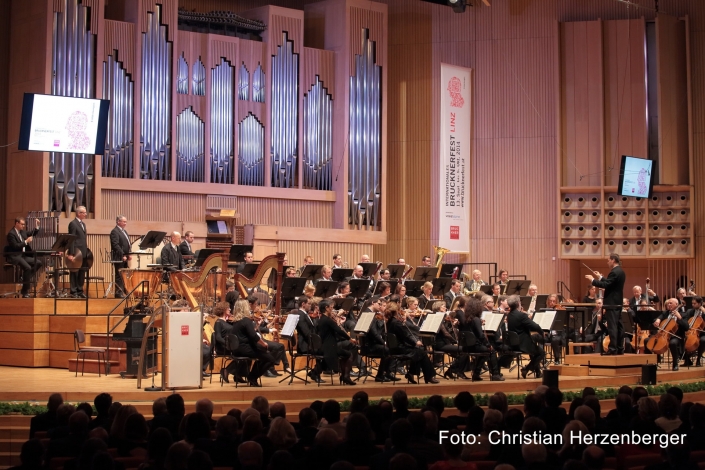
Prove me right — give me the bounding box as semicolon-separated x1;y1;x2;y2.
334;281;352;298
434;308;470;380
303;283;316;301
229;299;276;387
395;283;408;308
213;302;245;384
385;303;439;384
317;299;358;385
583;285;598;304
464;297;504;382
378;281;392;300
419;282;435;310
405;297;425;327
450;296;468;326
403;300;424;334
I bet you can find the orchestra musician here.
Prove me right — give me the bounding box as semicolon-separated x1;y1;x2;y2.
303;284;316;301
525;284;538;318
421;256;432;267
419;282;435;310
463;297;504;381
396;258;406;266
229;299;276;387
385;302;439;384
405;297;425;327
676;288;687;314
236;252;254;274
629;285;661;312
249;296;291;377
377;281;392;300
214;302;246;384
6;217;42;298
314;265;334;285
646;298;689;371
160;232;185;272
491;283;502;297
109;215;131;298
334;281;352;298
317;299;358;385
683;296;705;367
332;254;344;269
180;231;195;258
202;311;215;378
583;285;598;304
507;295;545;379
394;283;407;308
434;302;471;380
379;269;391;281
67;206;89;298
498;269;509;286
578;299;605;354
293;298;323;384
360;296;397;383
360;254;371;263
586;253;626;356
465;270;486;293
545;294;565;364
444;279;462;309
225;281;238;311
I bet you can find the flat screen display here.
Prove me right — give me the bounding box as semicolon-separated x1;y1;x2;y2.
18;93;110;155
617;155;654;199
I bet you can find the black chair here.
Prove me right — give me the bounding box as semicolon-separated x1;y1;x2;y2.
74;329;107;377
280;333;316;385
386;333;417;384
502;331;525;379
307;334;335;387
358;334;386;384
460;331;491;377
225;334;259;388
210;332;230;384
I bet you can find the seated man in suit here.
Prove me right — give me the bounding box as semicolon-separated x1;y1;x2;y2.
578;299;606;354
293;298;323;383
180;231;196;264
629;285;661;312
161;232;185;272
236;251;254;274
6;217;42;298
506;294;545;378
444;279;462;309
314;265;334;285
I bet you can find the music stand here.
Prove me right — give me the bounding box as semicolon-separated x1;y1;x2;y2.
359;263;379;278
534;294;549;311
404;280;424;298
228;244;254;262
300;264;323;282
684;296;694;311
280;278;307;303
314;281;339;298
387;265;405;279
349;279;371;299
419;313;444;335
138;231;167;250
520;296;533;312
331;268;353;282
194;249;222;268
333;297;355;312
374;280;398;296
439;263;463;278
354;311;375;334
413;267;439;281
47;234;76;298
279;314;299;339
238;263;260;278
479;285;494;295
431;278;452;297
506;280;531;296
634;309;659;331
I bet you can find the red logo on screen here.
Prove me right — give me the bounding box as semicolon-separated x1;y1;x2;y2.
53;140;60;147
447;77;464;108
450;226;460;240
181;325;189;335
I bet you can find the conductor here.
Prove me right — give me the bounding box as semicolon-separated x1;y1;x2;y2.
6;217;42;297
585;253;626;355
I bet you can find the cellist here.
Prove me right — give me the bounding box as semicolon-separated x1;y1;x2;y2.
683;296;705;367
645;298;689;371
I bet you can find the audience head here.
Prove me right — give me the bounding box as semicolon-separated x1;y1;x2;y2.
389;419;413;449
522;443;547;464
392;390;408;413
195;398;214;420
166;394;185;417
667;386;684;403
574;405;596;430
165;441;191;470
298;407;318;428
582;445;605;470
183;412;211;444
322;399;341;424
238;440;264;470
346;412;373;444
390;453;418;470
453;391;475;414
19;439;43;468
658;393;680;420
216;415;239;440
488;392;508;415
148;428;173;463
47;392;64;413
270;402;286;419
187;450;213;470
582;387;596;398
267;417;297;450
152;397;167;416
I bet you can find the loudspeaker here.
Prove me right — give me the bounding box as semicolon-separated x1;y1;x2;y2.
641;364;657;385
542;369;559;388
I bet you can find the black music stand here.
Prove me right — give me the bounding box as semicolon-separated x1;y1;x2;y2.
349;279;371;299
228;244;254;262
374;280;398;296
138;231;167;250
48;234;76;299
634;309;659;331
520;296;533;311
300;264;323;282
359;263;379;278
386;265;405;279
439;263;463;278
333;297;355;312
238;263;260;278
331;268;353;282
194;248;221;268
314;281;339;298
431;278;452;297
479;285;494;295
534;294;549;311
404;281;424;298
684;296;694;311
413;267;438;281
280;278;307;310
506;280;531;296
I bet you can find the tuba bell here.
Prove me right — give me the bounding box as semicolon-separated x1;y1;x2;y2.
433;246;451;279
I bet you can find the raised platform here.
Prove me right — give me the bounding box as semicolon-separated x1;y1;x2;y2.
559;353;659;376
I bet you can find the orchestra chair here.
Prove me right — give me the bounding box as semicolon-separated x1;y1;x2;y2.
501;331;525;380
225;334;259;388
73;329;107;377
209;332;230;384
386;333;418;384
459;331;490;378
307;334;337;387
357;337;384;384
3;246;37;296
1;261;20;297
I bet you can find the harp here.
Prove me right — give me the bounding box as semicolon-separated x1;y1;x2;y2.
171;253;228;310
231;252;286;315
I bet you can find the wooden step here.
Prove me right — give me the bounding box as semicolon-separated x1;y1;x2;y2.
563;353;658;367
0;439;24;453
68;357;119;375
0;427;29;440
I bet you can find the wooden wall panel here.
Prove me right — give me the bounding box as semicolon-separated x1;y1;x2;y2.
237;197;335;228
603;19;648;186
101;190;207;221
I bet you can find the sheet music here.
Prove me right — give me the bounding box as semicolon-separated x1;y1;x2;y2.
534;310;557;330
216;220;228;234
420;313;444;334
280;314;299;338
354;311;375;333
483;313;503;332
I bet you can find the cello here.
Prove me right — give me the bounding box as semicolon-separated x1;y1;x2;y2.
630;278;652;354
685;305;705;354
645;300;681;355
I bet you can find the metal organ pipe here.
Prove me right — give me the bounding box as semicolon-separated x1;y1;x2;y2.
238;114;264;186
177;54;188;94
238;64;249;101
102;55;134;178
271;33;299;188
211;59;234;184
253;64;265;103
176;108;204;182
303;77;333;190
348;29;382;230
51;0;95;216
193;59;205;96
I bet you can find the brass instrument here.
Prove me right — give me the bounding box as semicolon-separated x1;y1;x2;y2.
295;268;302;277
433;246;450;279
342;262;349;269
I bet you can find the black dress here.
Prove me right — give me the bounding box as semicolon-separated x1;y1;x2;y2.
230;318;275;380
317;314;354;373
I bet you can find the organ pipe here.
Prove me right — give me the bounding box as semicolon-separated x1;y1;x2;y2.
238;114;264;186
303;77;333;190
270;32;299;188
102;54;134;178
210;59;234;184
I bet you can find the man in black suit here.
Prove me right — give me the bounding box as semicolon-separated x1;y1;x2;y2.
648;298;690;370
506;295;545;378
6;217;42;297
361;297;395;382
180;230;195;263
586;253;626;355
236;251;254;274
109;215;131;298
628;285;661;312
67;206;89;298
444;279;462;309
294;298;323;383
161;232;185;271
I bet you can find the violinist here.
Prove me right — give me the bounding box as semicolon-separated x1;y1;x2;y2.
229;299;275;387
294;298;323;383
629;285;661;312
385;303;439;384
444;279;462;309
646;298;689;370
419;282;435;310
202;311;214;378
303;283;316;302
434;309;470;380
586;253;626;356
317;299;358;385
464;297;504;381
546;294;565;364
507;295;545;378
249;296;291;378
683;296;705;367
360;296;397;383
405;297;425;327
579;299;605;354
213;302;243;384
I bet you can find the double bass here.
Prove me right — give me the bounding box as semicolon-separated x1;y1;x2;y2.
630;278;652;354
